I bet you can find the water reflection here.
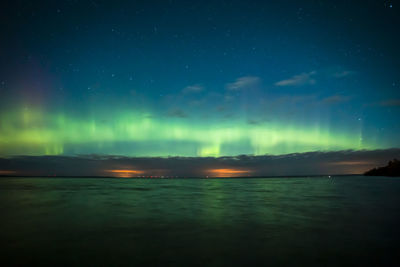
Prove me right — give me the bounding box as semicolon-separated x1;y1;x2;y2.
0;177;399;266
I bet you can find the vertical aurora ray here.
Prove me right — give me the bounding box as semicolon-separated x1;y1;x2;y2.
0;106;380;157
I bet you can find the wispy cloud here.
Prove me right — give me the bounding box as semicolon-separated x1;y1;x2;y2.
246;118;269;125
273;94;317;104
365;99;400;107
275;69;355;87
226;76;260;90
321;95;351;105
275;71;316;86
166;108;188;118
379;99;400;107
182;84;204;94
332;70;356;78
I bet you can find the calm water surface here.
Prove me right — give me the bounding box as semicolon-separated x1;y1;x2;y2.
0;176;399;266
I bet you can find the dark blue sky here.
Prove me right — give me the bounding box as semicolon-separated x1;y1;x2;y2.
0;0;399;158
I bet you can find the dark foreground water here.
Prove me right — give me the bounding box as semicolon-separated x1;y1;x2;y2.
0;176;399;266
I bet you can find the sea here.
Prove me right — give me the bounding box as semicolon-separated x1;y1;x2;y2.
0;176;399;266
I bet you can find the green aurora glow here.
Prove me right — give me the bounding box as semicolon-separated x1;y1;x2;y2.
0;107;379;157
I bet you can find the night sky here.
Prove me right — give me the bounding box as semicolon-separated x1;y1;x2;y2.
0;1;399;176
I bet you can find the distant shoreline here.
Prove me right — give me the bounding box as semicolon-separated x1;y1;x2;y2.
364;159;400;177
0;174;365;179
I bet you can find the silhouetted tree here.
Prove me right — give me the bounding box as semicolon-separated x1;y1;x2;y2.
364;159;400;177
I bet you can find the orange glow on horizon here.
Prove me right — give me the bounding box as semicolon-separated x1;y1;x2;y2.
105;169;144;178
0;170;17;175
207;168;252;177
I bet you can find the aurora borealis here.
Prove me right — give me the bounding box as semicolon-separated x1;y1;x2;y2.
0;105;381;157
0;1;399;175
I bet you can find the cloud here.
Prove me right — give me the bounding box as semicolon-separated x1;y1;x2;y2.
182;84;204;94
274;69;354;87
166;108;188;118
364;99;400;107
226;76;260;90
246;118;269;125
273;94;317;104
247;119;260;125
188;99;204;107
224;94;235;102
321;95;351;105
332;70;355;78
275;71;316;86
1;149;399;177
379;99;400;107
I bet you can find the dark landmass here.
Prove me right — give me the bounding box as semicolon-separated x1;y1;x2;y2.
364;159;400;177
0;174;361;179
1;149;400;177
